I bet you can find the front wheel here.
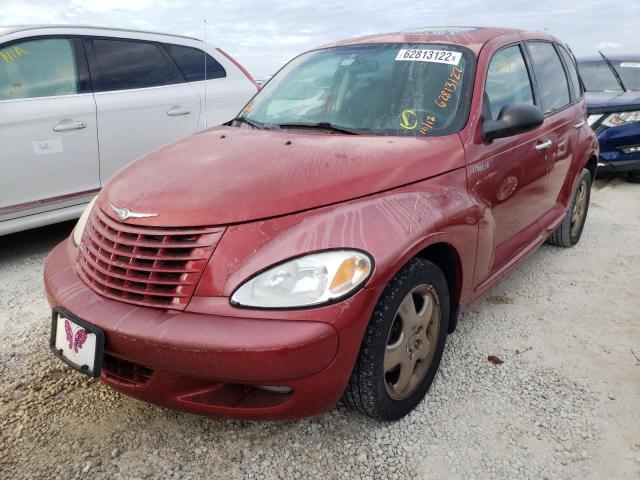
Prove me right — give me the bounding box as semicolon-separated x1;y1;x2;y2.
343;258;449;420
546;168;592;248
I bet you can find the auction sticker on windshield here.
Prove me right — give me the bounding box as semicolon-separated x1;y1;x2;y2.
395;49;461;65
50;308;104;377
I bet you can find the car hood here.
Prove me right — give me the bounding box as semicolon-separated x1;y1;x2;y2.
101;126;464;227
586;91;640;114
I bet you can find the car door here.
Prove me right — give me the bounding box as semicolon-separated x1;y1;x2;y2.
524;41;580;220
0;36;100;221
86;37;201;183
468;43;549;282
162;43;258;130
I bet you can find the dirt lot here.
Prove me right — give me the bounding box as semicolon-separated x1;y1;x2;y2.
0;175;639;480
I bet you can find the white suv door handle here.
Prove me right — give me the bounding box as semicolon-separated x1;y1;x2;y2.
535;139;553;151
574;120;586;129
52;120;86;132
167;106;191;116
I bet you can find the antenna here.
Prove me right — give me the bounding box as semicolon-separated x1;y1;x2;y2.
204;18;208;128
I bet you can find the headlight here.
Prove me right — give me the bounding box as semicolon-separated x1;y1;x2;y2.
73;196;98;246
230;250;373;308
601;110;640;127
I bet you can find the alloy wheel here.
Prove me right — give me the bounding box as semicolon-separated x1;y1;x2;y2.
571;180;588;237
384;284;441;400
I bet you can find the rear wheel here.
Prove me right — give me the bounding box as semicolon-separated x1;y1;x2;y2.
546;168;592;248
627;170;640;184
343;258;449;420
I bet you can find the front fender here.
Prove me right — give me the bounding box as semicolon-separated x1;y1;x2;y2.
193;167;478;313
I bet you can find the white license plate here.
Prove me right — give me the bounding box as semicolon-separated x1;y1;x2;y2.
51;309;104;377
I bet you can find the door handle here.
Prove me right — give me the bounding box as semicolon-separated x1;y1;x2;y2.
167;106;191;116
52;120;86;132
574;120;586;129
534;139;553;151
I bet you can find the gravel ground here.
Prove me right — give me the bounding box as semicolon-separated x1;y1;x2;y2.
1;175;639;480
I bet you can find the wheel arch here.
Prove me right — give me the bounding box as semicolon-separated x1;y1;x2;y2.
585;154;598;181
414;241;463;334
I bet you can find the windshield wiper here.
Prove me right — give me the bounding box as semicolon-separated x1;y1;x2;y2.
232;116;267;130
275;122;361;135
599;51;627;92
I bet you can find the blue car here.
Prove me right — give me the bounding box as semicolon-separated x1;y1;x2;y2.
578;54;640;183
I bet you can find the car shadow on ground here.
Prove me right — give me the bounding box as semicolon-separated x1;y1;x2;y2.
0;220;75;265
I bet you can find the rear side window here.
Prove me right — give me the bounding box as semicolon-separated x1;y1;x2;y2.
557;46;582;100
164;44;226;81
92;39;174;91
484;45;534;120
0;38;78;101
527;42;571;114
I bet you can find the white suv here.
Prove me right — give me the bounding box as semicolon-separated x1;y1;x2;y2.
0;25;258;236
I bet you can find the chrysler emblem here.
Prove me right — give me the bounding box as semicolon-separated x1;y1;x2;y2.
108;202;159;222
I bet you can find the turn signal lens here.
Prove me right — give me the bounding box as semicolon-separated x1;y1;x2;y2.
329;257;371;295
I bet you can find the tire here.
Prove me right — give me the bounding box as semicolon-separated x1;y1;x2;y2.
343;258;449;421
628;170;640;184
546;168;592;248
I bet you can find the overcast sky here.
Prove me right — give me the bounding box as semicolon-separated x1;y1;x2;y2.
2;0;638;78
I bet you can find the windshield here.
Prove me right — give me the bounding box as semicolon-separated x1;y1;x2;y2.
613;61;640;91
238;43;474;136
578;60;623;92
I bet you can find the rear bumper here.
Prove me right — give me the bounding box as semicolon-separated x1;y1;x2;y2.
44;239;380;420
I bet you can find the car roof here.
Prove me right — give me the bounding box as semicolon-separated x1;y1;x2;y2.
321;26;537;54
0;24;201;42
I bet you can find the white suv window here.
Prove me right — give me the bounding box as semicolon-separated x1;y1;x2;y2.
92;39;174;91
0;38;78;101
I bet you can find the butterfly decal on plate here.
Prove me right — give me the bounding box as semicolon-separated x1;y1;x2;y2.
64;319;88;353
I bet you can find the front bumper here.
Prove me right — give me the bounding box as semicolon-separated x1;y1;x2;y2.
596;122;640;172
44;239;380;420
597;157;640;173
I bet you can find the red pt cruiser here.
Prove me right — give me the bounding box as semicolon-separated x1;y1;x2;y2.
44;27;598;420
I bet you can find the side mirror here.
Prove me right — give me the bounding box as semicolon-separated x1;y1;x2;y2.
482;103;544;141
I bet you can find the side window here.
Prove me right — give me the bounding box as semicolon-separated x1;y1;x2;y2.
0;38;78;101
163;44;226;81
484;45;534;120
557;45;582;100
92;39;174;91
526;42;571;114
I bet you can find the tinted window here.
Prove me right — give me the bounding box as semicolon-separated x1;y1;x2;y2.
484;45;534;120
93;39;174;91
0;38;78;101
578;60;622;92
527;42;571;114
164;44;226;81
557;46;582;99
